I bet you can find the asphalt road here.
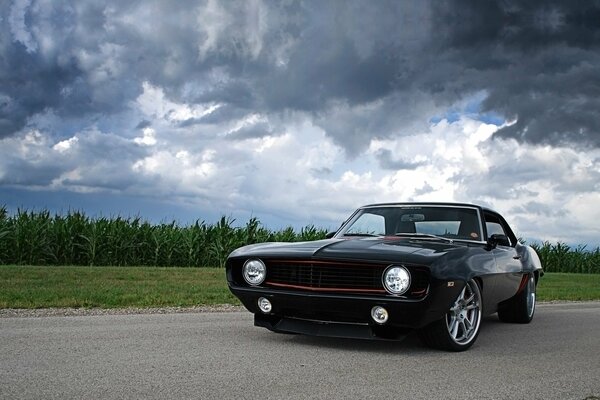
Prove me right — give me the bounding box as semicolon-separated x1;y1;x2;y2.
1;302;599;400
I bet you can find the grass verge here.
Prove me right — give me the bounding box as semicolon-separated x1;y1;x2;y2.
0;266;598;309
0;265;239;308
536;272;600;301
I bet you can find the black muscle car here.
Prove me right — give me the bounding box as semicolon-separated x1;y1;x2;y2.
226;203;543;351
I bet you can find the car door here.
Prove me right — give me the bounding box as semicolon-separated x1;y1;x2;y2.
485;213;523;305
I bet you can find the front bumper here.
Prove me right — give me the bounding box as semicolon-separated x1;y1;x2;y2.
229;281;464;340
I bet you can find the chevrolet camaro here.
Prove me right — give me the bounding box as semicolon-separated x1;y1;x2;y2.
226;203;543;351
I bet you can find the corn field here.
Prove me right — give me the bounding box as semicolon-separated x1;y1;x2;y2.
530;242;600;274
0;207;598;272
0;207;327;268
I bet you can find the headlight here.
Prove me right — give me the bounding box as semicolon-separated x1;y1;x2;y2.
242;259;266;286
382;265;411;295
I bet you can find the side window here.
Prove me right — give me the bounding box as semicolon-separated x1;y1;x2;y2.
484;212;514;246
486;222;506;237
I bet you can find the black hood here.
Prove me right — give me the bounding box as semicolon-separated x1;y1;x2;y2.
229;237;480;266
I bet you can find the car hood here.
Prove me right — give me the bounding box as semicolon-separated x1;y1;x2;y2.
228;237;479;265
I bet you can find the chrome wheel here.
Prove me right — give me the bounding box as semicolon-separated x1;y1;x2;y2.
526;274;536;318
497;273;537;324
418;279;483;351
446;280;482;346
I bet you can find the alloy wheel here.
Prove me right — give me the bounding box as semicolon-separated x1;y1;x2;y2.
446;280;482;345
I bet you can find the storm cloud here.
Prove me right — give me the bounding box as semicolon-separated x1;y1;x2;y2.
431;1;600;148
2;1;598;147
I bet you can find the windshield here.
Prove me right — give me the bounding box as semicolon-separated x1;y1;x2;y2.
338;205;483;241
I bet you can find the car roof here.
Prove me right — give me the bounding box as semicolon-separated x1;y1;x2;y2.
360;202;501;215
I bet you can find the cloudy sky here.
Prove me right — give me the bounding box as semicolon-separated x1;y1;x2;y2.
1;0;599;245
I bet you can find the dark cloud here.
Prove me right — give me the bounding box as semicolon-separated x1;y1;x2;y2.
1;0;599;151
375;149;425;171
135;120;151;130
0;1;141;138
433;1;600;51
430;1;600;148
0;40;83;138
0;129;149;191
414;182;434;197
0;156;66;186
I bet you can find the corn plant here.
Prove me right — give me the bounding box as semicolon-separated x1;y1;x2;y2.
0;206;11;264
1;207;597;271
0;207;332;267
531;241;600;274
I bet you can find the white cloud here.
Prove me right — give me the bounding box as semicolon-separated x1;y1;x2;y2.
53;136;79;152
2;97;600;245
454;134;600;244
133;128;157;146
135;82;220;122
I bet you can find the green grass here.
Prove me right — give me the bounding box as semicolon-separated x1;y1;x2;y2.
536;273;600;301
0;265;239;309
1;266;599;309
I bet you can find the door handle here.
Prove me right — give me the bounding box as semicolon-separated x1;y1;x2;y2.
513;255;521;260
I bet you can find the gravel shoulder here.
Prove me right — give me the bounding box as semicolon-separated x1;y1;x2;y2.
2;300;599;318
0;304;244;318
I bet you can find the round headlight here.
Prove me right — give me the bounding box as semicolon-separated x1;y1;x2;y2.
383;265;411;295
242;259;266;286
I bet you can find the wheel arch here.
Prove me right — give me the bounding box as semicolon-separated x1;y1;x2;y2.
473;276;484;291
472;276;488;314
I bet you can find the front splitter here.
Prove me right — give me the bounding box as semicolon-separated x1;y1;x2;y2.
255;313;410;341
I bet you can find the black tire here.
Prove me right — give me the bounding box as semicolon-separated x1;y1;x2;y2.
418;279;483;352
497;273;536;324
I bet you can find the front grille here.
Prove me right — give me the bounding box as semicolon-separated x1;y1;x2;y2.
264;259;429;297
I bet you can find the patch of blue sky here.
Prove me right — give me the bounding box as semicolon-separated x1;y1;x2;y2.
430;108;505;126
430;91;506;126
476;112;505;125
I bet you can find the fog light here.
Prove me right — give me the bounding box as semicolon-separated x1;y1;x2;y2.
258;297;272;313
371;306;389;324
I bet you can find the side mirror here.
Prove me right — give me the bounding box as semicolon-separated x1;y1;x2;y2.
487;233;510;249
325;231;336;239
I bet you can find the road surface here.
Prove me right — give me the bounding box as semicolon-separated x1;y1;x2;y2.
1;302;599;399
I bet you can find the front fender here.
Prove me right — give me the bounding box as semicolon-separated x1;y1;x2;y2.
517;244;544;277
429;246;497;282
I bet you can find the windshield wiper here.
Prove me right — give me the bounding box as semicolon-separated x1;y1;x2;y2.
394;232;454;243
342;233;381;237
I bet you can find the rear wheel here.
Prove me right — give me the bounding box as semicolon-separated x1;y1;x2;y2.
498;273;536;323
418;279;482;352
